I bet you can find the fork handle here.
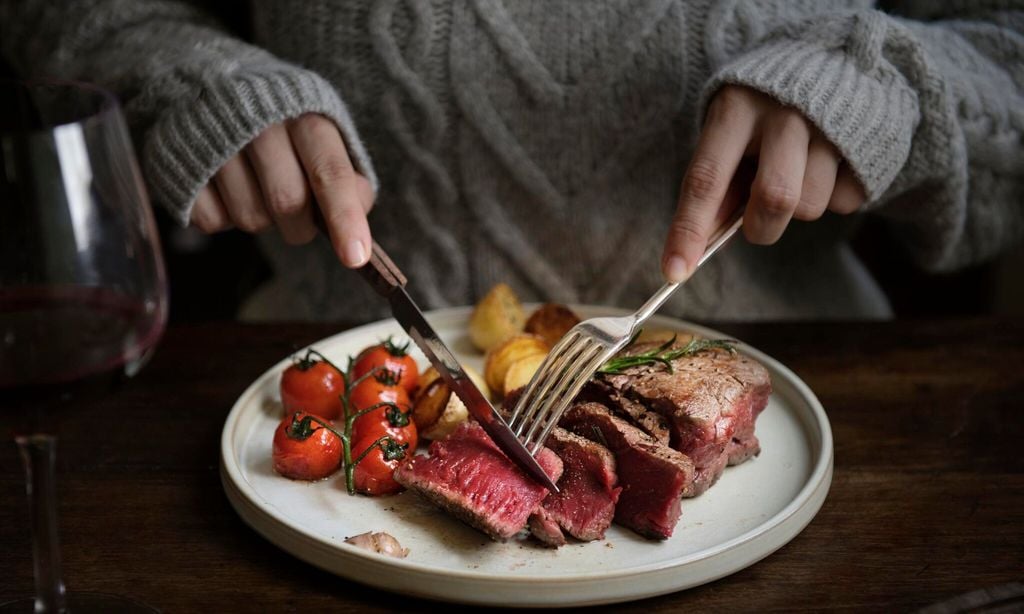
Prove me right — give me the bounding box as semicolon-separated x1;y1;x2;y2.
634;207;745;324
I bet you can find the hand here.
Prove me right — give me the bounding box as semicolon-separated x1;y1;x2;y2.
190;113;374;267
661;85;866;282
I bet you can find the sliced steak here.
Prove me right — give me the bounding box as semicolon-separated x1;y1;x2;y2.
578;380;671;445
504;385;667;446
528;507;566;548
393;421;563;541
602;342;770;496
528;427;622;545
727;405;762;466
561;402;693;540
728;429;761;465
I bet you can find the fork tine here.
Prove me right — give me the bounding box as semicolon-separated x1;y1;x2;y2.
510;336;591;435
520;343;603;447
507;209;745;459
507;331;582;427
509;332;587;431
522;348;611;452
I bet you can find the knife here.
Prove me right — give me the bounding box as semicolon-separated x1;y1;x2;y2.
356;241;559;492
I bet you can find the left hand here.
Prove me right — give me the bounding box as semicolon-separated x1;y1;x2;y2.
661;85;866;282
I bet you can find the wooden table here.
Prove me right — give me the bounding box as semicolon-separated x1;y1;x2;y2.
1;319;1021;612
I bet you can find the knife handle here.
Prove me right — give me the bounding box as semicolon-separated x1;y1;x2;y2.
358;241;408;297
308;205;406;297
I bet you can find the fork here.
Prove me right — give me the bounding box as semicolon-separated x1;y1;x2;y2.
507;207;746;454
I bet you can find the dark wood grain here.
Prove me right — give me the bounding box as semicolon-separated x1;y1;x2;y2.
1;319;1022;612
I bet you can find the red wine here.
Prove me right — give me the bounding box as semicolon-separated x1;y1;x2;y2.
0;285;166;399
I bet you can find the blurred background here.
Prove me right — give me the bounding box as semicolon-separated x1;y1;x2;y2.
3;2;1021;323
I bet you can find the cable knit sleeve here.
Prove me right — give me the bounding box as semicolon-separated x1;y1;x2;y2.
0;0;377;226
699;2;1024;273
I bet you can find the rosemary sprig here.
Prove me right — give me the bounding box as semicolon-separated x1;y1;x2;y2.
597;333;737;375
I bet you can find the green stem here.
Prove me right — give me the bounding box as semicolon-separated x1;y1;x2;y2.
338;364;392;495
288;411;356;493
294;351;415;495
344;435;387;495
352;435;391;466
382;335;411;357
347;401;398;422
343;363;385;394
299;413;347;441
343;456;355;495
305;348;347;379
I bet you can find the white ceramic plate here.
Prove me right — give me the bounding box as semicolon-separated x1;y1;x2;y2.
220;306;833;608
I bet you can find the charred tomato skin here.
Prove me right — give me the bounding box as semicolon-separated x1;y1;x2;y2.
272;412;343;480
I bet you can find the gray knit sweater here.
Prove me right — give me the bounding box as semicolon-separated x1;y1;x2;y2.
4;1;1022;322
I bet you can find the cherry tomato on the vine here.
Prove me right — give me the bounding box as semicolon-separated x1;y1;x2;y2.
351;435;408;496
353;338;419;395
348;370;411;413
272;412;342;480
280;351;345;420
352;403;418;452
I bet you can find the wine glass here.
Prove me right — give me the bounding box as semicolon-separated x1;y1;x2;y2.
0;80;168;612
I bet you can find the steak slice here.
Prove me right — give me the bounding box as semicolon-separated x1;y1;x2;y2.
528;427;621;545
528;506;567;547
578;380;671;446
727;408;762;466
393;421;563;541
560;402;694;540
728;429;761;465
602;342;770;496
503;385;668;446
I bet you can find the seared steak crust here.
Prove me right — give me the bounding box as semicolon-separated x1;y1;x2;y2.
578;379;671;445
601;343;770;496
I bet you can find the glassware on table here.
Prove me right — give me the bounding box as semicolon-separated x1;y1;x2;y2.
0;80;168;612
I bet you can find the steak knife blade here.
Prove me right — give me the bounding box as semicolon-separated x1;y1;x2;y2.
356;242;559;493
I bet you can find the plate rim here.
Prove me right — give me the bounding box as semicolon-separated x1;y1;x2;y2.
220;306;833;597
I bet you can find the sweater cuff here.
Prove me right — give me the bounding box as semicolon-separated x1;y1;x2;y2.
698;36;920;203
142;66;378;226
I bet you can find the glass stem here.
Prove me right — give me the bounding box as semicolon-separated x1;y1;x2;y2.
15;434;68;614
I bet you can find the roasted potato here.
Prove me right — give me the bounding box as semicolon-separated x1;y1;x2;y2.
421;393;470;441
483;333;549;397
464;364;489;399
468;283;526;352
411;372;449;430
502;353;548;396
414;366;441;400
411;365;487;438
524;303;581;347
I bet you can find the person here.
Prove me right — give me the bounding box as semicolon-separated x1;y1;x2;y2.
2;1;1021;322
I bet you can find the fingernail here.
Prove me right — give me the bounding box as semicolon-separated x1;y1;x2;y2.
664;255;689;283
343;240;367;267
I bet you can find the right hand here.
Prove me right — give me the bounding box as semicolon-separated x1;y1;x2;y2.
190;113;374;268
660;85;865;283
